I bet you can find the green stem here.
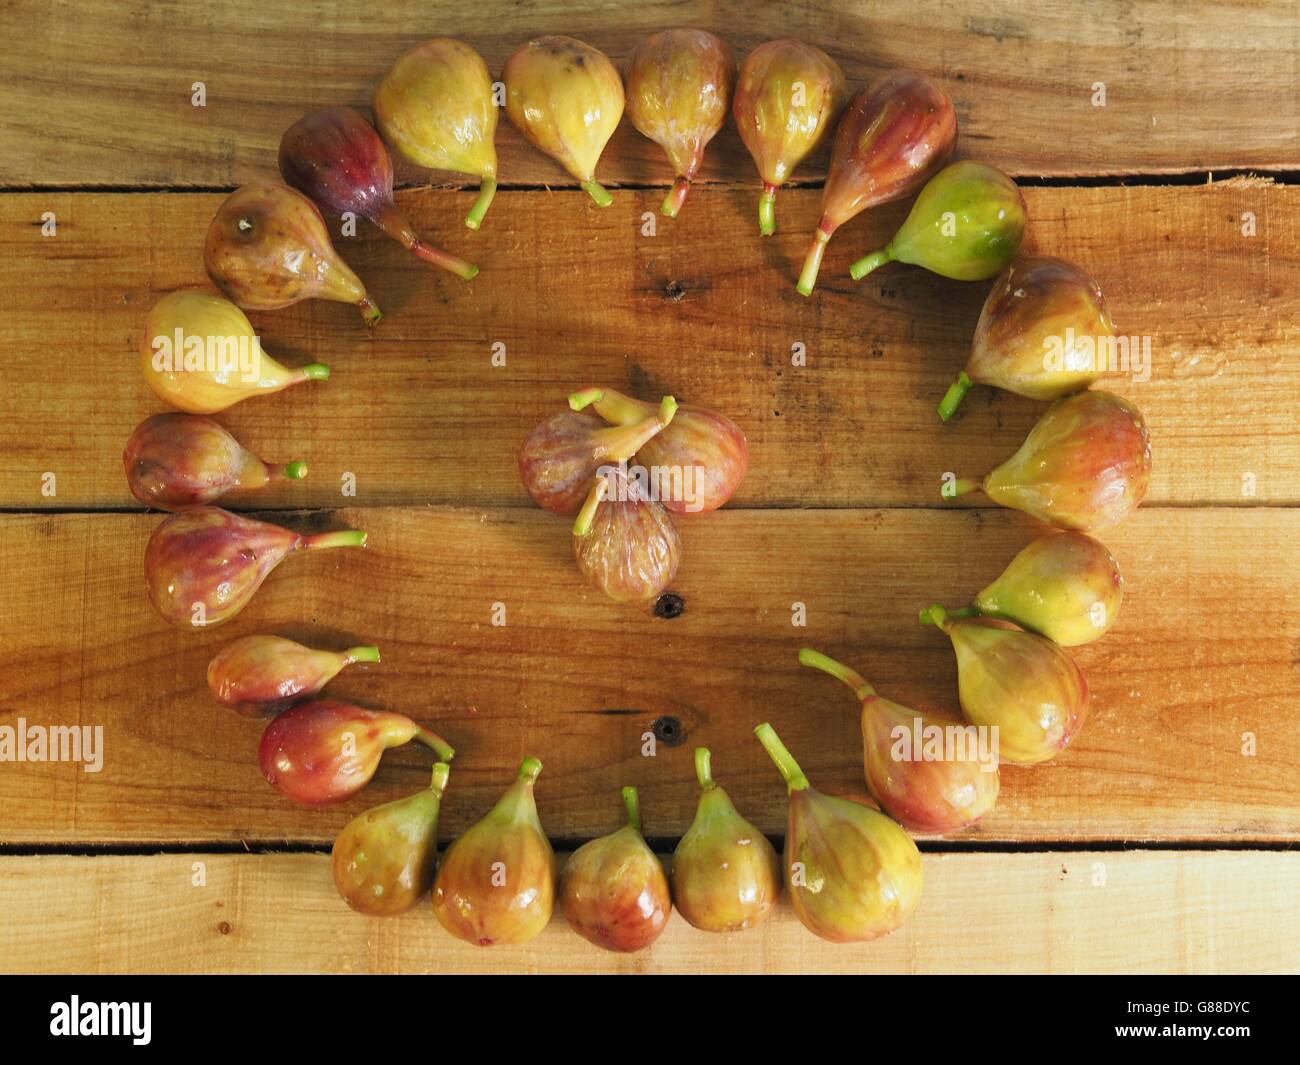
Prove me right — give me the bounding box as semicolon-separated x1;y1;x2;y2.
372;204;478;280
568;387;604;412
694;747;715;791
849;244;896;281
300;363;331;381
344;645;380;665
518;756;543;783
303;529;367;550
572;477;607;537
798;648;875;701
581;179;613;207
938;371;974;422
919;603;952;632
753;723;809;793
414;725;455;762
465;176;497;230
758;183;777;236
796;225;832;296
588;396;677;463
591;387;656;427
430;762;451;794
947;605;979;620
941;477;982;501
357;296;382;327
275;460;309;481
661;176;690;218
621;786;641;831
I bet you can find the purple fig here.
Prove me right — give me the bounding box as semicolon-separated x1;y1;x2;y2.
572;469;681;604
207;635;380;717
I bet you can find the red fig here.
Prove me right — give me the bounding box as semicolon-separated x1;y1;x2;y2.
143;506;366;629
279;106;477;280
207;635;380;717
259;700;454;806
797;70;956;295
123;413;307;511
572;470;681;604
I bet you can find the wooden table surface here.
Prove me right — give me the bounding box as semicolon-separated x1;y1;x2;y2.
1;0;1297;974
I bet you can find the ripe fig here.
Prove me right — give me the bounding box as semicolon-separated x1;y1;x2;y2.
279;106;478;280
572;470;681;604
670;748;781;933
850;161;1026;282
144;506;366;629
204;181;381;325
733;39;845;235
503;36;624;207
754;723;922;943
260;700;454;806
373;38;500;229
207;635;380;717
945;389;1152;530
798;70;956;295
432;756;555;947
798;649;999;834
939;256;1117;420
140;290;329;414
625;29;734;217
560;787;671;953
332;762;450;916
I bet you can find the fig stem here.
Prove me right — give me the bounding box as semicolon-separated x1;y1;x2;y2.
303;529;368;550
358;296;383;327
758;183;778;236
581;179;613;207
588;396;677;464
568;387;604;411
661;176;691;218
430;762;451;794
588;386;655;427
797;227;832;296
694;747;715;791
518;756;543;783
849;244;897;281
572;476;608;537
344;645;380;665
621;786;641;830
942;477;982;500
938;371;974;422
948;605;979;620
465;176;497;230
753;723;809;793
371;204;479;280
919;603;952;632
414;725;456;762
275;461;309;481
798;648;876;700
300;363;331;381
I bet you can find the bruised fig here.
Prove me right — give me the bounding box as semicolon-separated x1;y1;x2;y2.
141;290;329;414
945;390;1151;530
204;181;381;325
260;700;454;806
733;39;845;235
670;748;781;933
207;635;380;717
754;723;922;943
798;70;956;295
503;36;624;207
939;257;1117;420
560;787;671;953
432;756;555;946
570;387;747;513
279;106;478;280
937;533;1123;647
373;38;499;229
519;394;677;515
850;161;1025;282
144;506;366;628
123;413;306;510
799;649;999;834
625;29;734;218
332;762;450;915
572;470;681;604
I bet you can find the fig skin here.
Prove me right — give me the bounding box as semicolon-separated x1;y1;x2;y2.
207;635;380;718
625;29;734;217
572;471;682;604
670;748;781;933
140;290;329;415
432;757;555;947
560;787;671;953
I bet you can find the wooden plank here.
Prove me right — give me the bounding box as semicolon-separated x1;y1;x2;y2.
0;507;1294;845
4;1;1298;187
0;850;1294;974
1;181;1295;511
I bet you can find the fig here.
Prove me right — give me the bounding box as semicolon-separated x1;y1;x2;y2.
798;70;956;295
849;160;1026;282
569;387;747;514
939;256;1117;420
945;389;1152;530
798;649;999;834
572;470;681;604
432;756;555;947
207;635;380;717
560;787;671;953
519;394;678;516
204;181;381;325
260;700;454;806
754;723;922;943
373;38;500;229
140;290;329;414
733;39;845;235
625;29;734;217
670;748;781;933
332;762;450;916
123;413;307;511
503;36;624;207
279;106;477;280
144;506;366;629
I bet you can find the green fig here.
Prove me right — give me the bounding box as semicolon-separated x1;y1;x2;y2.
670;748;781;933
754;723;922;943
944;389;1152;530
332;762;450;916
849;161;1026;282
431;756;555;946
921;606;1090;765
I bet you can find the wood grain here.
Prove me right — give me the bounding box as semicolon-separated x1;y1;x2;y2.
1;850;1294;974
4;1;1299;187
1;181;1295;511
0;506;1294;845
